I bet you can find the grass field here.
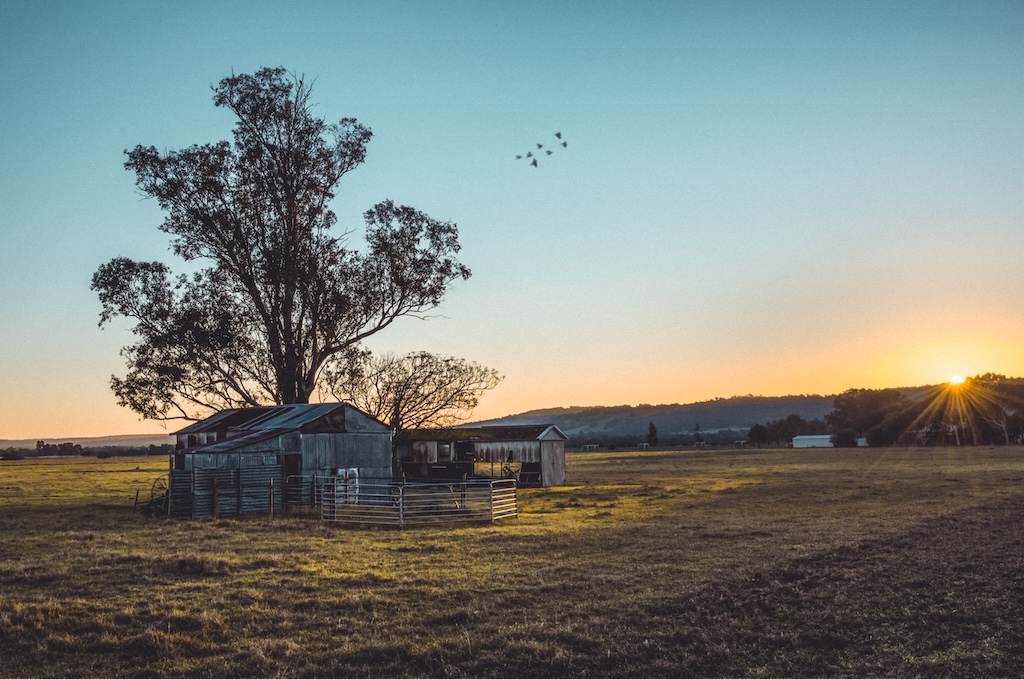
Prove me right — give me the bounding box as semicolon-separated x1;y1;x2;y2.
1;447;1023;677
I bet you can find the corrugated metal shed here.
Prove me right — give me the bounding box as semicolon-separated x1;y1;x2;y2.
169;403;393;516
395;425;567;487
792;435;834;448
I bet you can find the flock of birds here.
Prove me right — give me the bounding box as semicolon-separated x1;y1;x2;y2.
516;132;567;167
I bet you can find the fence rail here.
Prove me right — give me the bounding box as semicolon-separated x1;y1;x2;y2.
321;479;518;528
167;470;518;527
284;473;386;510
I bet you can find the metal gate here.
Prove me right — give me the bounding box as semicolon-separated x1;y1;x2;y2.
321;479;518;528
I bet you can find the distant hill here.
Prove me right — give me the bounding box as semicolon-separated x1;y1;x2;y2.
469;387;941;443
0;433;173;450
1;384;951;449
470;394;836;441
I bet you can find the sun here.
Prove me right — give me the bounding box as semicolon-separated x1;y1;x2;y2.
949;374;966;385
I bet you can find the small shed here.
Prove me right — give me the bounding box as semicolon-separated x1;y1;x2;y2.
792;435;834;448
394;425;567;487
169;403;392;517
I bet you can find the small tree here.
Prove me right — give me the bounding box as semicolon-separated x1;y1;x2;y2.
747;423;768;447
646;421;659;448
324;351;501;433
831;428;859;448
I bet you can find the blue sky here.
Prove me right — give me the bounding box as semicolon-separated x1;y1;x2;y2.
1;1;1022;438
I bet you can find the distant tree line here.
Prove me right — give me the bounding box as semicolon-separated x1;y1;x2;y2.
746;374;1024;447
746;414;829;447
569;428;749;450
1;443;175;461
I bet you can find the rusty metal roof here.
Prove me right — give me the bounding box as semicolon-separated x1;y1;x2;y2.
175;403;346;435
396;424;566;443
180;428;288;455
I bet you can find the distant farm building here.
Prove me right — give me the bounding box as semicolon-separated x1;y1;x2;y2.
168;403;392;518
792;435;833;448
394;425;567;487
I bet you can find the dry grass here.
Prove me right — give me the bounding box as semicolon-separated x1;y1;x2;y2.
1;447;1023;677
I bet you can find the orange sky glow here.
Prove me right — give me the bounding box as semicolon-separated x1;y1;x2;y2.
4;329;1022;442
2;3;1021;442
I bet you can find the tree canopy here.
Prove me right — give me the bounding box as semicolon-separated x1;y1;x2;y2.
93;68;470;421
747;413;827;447
646;421;659;447
323;351;502;433
825;388;911;437
824;379;1024;447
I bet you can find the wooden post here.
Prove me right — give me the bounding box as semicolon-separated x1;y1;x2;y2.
268;479;274;520
237;467;242;515
325;477;333;522
133;489;140;512
212;478;219;520
398;484;405;530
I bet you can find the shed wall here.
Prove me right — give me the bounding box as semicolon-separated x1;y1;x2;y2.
792;435;833;448
183;451;279;471
472;441;541;463
540;440;566;486
300;432;392;480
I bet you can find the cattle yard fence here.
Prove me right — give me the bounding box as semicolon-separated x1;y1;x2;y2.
166;470;518;527
320;478;518;528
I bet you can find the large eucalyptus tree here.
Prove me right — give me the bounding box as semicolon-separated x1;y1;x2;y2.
93;68;469;421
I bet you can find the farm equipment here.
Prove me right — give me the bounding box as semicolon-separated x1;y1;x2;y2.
139;475;169;516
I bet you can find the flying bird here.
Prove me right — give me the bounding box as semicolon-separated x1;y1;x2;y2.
514;132;567;167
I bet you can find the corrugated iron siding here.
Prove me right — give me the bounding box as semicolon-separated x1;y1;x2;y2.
183;451;279;470
472;441;541;463
301;432;391;479
183;432;390;477
400;440;543;464
169;466;283;519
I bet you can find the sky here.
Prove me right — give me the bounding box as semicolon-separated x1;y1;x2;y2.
1;1;1022;440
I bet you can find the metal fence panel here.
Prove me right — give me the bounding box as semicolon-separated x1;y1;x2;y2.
321;479;518;528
